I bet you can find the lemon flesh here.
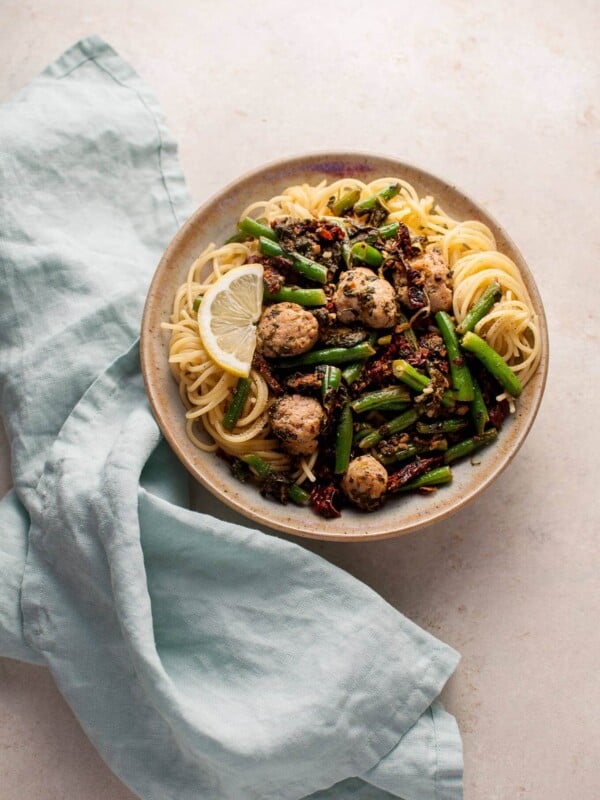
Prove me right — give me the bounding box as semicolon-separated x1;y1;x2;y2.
198;264;264;377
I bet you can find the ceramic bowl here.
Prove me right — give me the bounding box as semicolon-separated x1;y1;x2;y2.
140;152;548;541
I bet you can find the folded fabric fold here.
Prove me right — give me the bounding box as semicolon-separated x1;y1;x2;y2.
0;36;463;800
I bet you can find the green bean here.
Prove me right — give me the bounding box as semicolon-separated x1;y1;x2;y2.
397;466;452;491
334;404;353;474
281;341;376;369
240;453;272;481
259;237;328;284
470;376;489;435
351;242;384;268
441;390;459;409
321;365;342;396
392;359;430;391
240;454;310;505
224;230;249;245
435;311;475;402
350;386;410;414
375;401;411;412
391;359;457;407
321;365;342;412
331;189;361;217
354;184;400;215
456;281;502;335
416;419;468;435
443;429;498;464
287;483;311;505
376;444;419;466
342;361;364;385
238;216;278;241
376;438;449;466
358;408;419;450
461;332;522;397
264;286;327;306
192;295;202;312
379;222;399;240
223;377;251;431
258;237;285;259
353;422;375;445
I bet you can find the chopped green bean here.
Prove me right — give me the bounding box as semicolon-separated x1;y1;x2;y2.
259;237;328;284
416;419;468;435
358;408;419;450
353;423;375;445
321;365;342;395
321;365;342;412
354;184;400;215
392;360;430;391
192;295;202;312
240;454;309;505
376;438;448;466
443;429;498;464
351;242;384;268
281;341;376;369
470;376;489;435
238;216;278;241
350;386;411;414
397;466;453;491
456;281;502;335
287;483;311;505
461;332;522;397
379;222;399;240
435;311;475;402
264;287;327;306
331;189;361;217
223;377;251;430
257;236;285;259
240;453;271;481
342;361;364;385
376;444;419;466
334;404;353;474
225;230;248;244
392;359;456;407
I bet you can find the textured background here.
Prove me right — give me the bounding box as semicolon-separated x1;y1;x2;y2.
1;1;599;798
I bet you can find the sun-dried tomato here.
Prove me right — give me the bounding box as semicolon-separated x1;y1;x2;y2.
489;399;510;429
310;484;341;518
252;352;283;395
386;456;443;493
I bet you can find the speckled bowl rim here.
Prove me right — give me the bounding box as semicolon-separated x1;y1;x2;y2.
141;152;549;542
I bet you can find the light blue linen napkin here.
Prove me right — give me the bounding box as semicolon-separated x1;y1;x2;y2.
0;36;462;800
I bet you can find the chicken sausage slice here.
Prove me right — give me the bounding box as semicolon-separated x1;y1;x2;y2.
257;302;319;358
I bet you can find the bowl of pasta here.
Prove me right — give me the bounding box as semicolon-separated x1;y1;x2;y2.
141;152;548;540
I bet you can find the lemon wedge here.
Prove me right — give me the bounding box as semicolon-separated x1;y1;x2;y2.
198;264;264;377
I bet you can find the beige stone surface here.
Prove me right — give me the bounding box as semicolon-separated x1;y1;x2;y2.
0;1;598;799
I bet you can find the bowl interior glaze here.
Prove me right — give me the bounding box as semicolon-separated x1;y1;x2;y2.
140;153;548;541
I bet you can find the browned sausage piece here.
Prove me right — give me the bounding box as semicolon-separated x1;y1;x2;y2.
334;267;396;329
257;302;319;358
340;455;388;510
269;394;325;456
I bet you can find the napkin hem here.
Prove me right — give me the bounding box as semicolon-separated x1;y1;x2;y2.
431;701;463;800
